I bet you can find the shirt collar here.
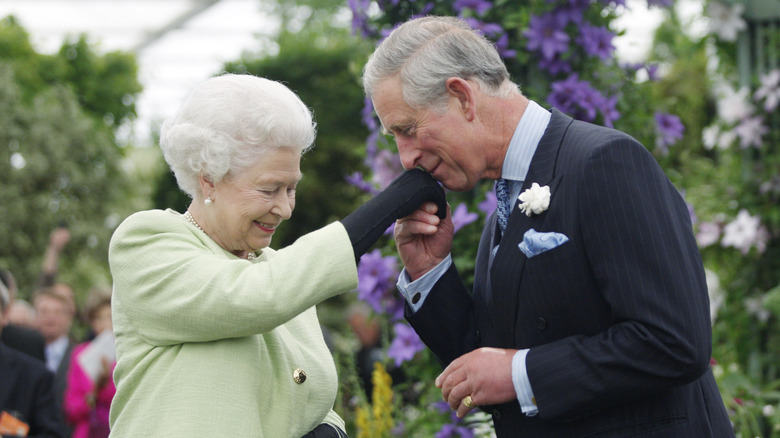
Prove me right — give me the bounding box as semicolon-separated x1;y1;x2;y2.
501;100;551;182
46;335;69;371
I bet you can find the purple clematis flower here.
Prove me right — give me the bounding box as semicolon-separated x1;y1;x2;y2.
463;18;515;58
577;24;616;60
646;64;660;81
600;95;621;128
548;74;618;126
361;96;378;131
647;0;674;8
454;0;493;15
463;18;503;37
654;112;685;153
451;203;479;234
494;33;517;59
357;250;401;317
347;0;374;37
387;322;425;366
345;171;378;194
524;13;570;60
478;189;497;218
539;56;572;75
371;149;404;190
436;423;475;438
432;401;476;437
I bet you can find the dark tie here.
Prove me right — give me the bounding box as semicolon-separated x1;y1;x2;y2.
496;178;511;232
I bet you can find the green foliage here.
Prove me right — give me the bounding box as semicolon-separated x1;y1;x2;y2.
0;17;142;306
58;37;142;127
0;16;141;129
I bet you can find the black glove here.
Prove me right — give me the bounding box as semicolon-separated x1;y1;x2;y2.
341;168;447;261
301;423;349;438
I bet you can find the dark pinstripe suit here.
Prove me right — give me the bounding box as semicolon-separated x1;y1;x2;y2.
406;110;733;437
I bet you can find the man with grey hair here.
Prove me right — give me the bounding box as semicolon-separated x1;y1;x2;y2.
0;274;66;437
364;15;733;437
0;268;46;362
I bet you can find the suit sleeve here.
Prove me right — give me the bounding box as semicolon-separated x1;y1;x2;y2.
28;368;67;438
526;137;712;419
405;263;478;367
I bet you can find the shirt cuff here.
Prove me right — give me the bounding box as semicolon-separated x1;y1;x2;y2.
396;254;452;313
512;349;538;416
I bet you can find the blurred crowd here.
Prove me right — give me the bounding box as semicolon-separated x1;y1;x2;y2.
1;226;116;438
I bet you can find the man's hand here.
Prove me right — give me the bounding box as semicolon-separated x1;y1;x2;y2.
435;347;518;418
394;202;454;280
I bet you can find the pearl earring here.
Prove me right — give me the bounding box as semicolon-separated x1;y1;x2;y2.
204;197;213;205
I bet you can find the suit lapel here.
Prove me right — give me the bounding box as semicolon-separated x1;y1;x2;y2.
487;109;572;346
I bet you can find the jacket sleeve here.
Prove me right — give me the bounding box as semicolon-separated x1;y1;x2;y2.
109;211;358;346
405;263;478;367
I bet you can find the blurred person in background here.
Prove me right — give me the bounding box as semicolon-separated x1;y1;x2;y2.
34;286;76;436
0;273;66;437
108;73;445;437
7;299;37;329
0;268;46;362
64;287;115;438
39;226;70;291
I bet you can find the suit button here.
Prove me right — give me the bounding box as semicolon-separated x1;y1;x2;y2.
411;292;421;304
536;317;547;330
492;408;503;420
293;368;307;384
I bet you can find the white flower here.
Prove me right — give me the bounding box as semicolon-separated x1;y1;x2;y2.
702;125;720;150
518;183;551;217
744;296;770;323
717;86;753;124
763;404;776;417
705;268;724;324
754;69;780;112
735;115;768;149
717;129;737;150
721;209;769;254
707;1;746;42
696;221;721;248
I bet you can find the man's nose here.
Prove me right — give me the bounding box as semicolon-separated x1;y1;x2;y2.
396;138;420;170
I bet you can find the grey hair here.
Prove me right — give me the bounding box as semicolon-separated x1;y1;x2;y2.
160;73;316;199
363;16;519;112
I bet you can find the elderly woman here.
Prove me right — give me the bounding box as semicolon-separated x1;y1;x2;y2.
108;74;445;437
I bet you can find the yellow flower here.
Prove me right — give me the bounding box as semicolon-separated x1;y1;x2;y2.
371;362;394;435
355;406;370;438
355;361;395;438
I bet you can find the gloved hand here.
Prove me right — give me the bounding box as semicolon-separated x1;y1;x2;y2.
300;422;349;437
341;168;447;261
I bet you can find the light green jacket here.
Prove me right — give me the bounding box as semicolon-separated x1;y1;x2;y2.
108;209;358;437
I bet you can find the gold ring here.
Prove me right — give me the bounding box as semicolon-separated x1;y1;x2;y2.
463;395;475;408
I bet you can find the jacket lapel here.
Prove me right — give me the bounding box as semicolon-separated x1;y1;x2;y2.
488;109;572;346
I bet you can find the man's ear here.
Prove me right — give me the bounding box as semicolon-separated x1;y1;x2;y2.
445;77;476;121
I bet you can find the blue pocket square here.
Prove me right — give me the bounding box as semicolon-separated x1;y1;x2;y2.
518;228;569;258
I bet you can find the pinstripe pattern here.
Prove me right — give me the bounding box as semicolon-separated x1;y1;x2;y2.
407;109;733;437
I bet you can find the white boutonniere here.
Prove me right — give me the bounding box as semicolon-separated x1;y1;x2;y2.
518;183;551;216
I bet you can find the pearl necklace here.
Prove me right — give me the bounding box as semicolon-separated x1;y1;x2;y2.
183;211;256;261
